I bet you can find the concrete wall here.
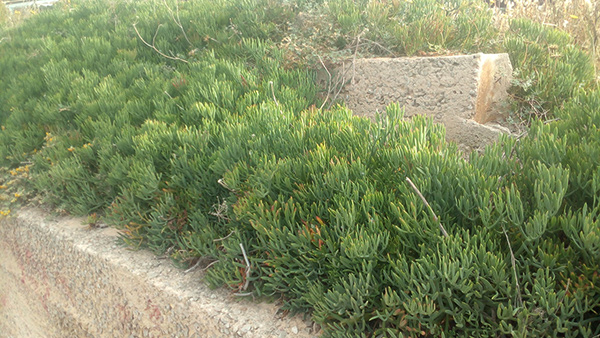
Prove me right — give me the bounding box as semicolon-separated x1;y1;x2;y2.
0;209;317;337
329;53;513;153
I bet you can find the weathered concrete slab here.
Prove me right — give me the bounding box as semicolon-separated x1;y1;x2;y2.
0;209;317;337
334;53;513;152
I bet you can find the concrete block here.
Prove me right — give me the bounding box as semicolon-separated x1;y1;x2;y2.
332;53;513;152
0;209;317;337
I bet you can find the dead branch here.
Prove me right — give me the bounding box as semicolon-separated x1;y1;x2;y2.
209;199;230;221
328;62;352;109
237;243;252;294
362;38;398;57
406;177;449;237
213;231;235;242
318;55;332;110
502;225;523;307
184;258;203;273
133;23;189;63
162;0;192;47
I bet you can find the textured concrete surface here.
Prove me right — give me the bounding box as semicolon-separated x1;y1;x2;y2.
333;53;513;152
0;209;317;337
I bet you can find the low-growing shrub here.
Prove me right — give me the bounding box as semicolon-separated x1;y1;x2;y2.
495;0;600;71
284;0;499;66
504;18;596;122
198;101;600;336
1;0;599;336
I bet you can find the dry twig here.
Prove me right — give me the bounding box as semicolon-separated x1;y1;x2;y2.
133;23;189;63
209;199;230;221
502;226;523;307
362;38;398;57
236;243;252;294
162;0;192;47
213;230;235;242
327;62;351;109
201;259;220;271
406;177;449;237
318;55;332;110
184;258;204;273
217;178;235;192
185;258;220;273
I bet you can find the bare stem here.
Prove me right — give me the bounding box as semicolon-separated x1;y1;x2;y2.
318;55;332;110
184;258;204;273
269;81;280;109
239;243;252;292
162;0;192;47
133;23;189;63
217;178;235;192
502;225;523;307
200;259;220;272
362;38;398;57
213;230;235;242
406;177;448;237
328;62;351;109
233;292;253;297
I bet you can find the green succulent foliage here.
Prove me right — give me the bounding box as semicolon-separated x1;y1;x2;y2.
284;0;498;69
504;19;596;121
1;0;599;337
326;0;497;55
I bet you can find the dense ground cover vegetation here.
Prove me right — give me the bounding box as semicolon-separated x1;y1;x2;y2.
495;0;599;71
1;0;599;336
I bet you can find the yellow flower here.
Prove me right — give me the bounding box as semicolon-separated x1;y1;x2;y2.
68;146;75;152
14;193;21;198
1;126;5;130
0;185;6;189
0;210;11;216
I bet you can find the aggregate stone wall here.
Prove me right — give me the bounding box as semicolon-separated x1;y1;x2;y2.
331;53;513;152
0;209;317;338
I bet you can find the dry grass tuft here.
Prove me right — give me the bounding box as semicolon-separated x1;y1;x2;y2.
495;0;599;78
